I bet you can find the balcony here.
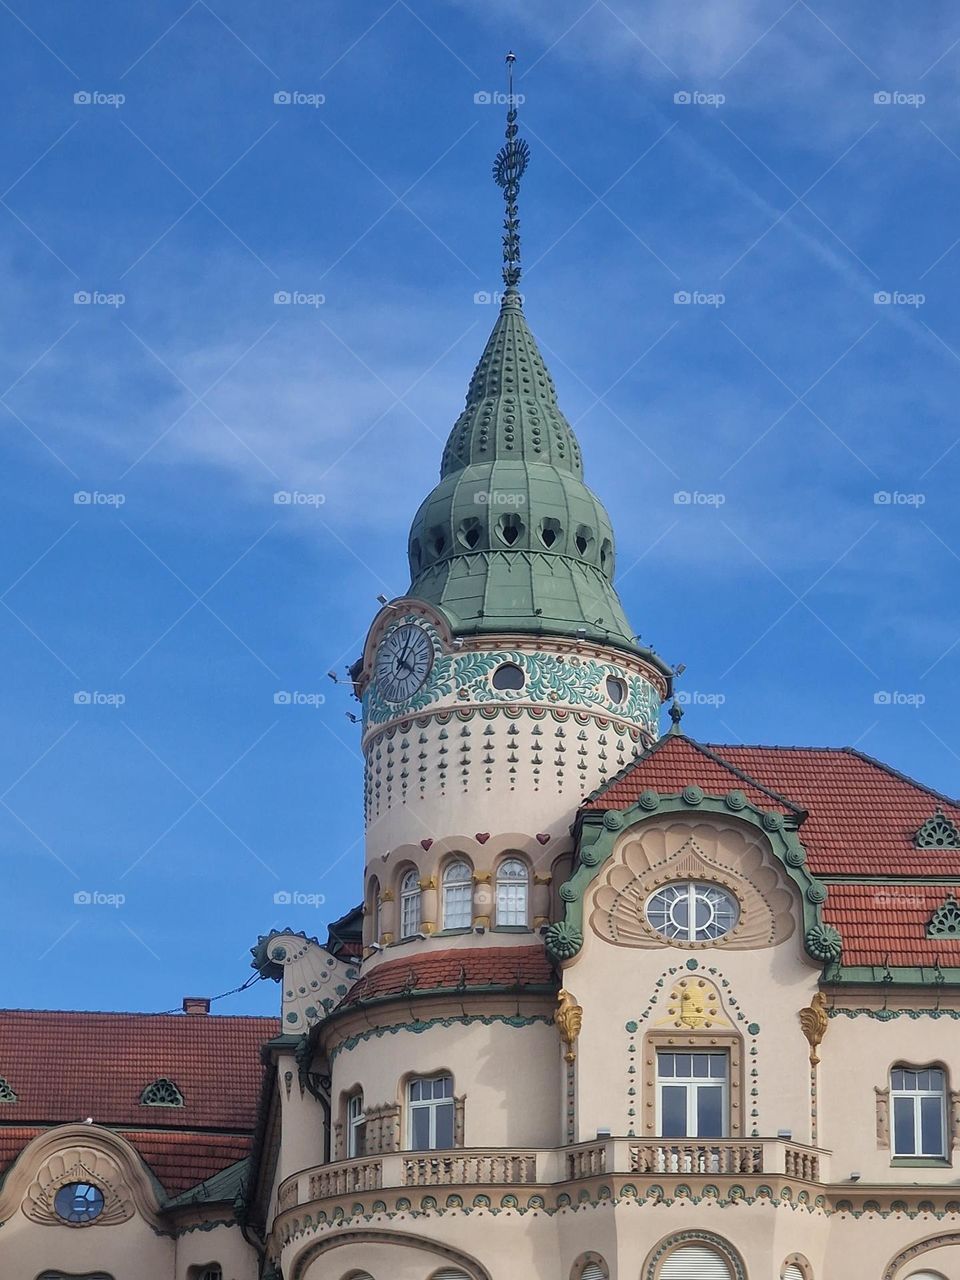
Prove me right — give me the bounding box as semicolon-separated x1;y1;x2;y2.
278;1136;827;1213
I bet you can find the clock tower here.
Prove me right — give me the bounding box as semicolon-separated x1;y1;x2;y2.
350;68;672;959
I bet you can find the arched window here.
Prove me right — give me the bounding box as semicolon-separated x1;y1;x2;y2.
442;860;473;930
408;1074;455;1150
905;1272;949;1280
367;877;381;945
496;858;529;927
399;868;421;939
430;1271;470;1280
347;1090;366;1158
580;1264;608;1280
659;1244;733;1279
891;1065;947;1157
782;1266;805;1280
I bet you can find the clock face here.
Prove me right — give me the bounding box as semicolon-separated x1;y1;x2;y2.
374;624;434;703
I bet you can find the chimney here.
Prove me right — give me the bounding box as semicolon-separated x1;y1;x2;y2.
182;996;210;1016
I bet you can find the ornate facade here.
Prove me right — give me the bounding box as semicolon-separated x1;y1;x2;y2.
2;68;960;1280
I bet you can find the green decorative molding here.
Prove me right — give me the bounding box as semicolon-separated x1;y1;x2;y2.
805;924;843;962
328;1012;553;1062
915;808;960;850
363;616;660;732
552;789;831;965
928;894;960;939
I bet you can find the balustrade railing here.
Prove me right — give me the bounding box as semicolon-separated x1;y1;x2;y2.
565;1143;606;1179
402;1152;536;1186
630;1142;763;1175
308;1159;382;1200
784;1145;820;1181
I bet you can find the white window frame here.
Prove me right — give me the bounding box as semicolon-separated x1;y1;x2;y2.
891;1066;947;1158
656;1050;729;1138
407;1074;455;1151
347;1091;366;1158
399;869;421;939
645;881;739;943
495;857;529;927
442;860;473;930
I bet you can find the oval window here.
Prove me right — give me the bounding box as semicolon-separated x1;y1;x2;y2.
645;883;739;943
492;663;525;691
54;1181;105;1224
606;676;626;704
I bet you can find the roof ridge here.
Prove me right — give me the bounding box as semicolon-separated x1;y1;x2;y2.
685;739;806;814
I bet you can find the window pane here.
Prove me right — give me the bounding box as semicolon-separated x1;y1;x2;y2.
893;1096;916;1154
891;1069;906;1090
675;1054;692;1079
409;1079;423;1101
657;1053;675;1078
709;1056;727;1079
434;1100;455;1148
692;1055;710;1078
920;1094;944;1156
696;1085;725;1138
661;1085;687;1136
411;1106;431;1150
928;1068;944;1090
444;882;472;929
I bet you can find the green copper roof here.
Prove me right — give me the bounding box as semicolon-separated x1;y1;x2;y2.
440;290;582;476
407;291;663;665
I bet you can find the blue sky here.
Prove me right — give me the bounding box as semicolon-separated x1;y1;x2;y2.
2;1;959;1014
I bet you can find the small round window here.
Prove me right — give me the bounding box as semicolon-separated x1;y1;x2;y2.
492;662;525;691
54;1181;105;1224
606;676;626;704
645;882;739;943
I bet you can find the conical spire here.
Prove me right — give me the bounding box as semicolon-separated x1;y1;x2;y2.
404;59;668;672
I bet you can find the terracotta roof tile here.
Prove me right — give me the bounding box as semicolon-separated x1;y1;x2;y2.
341;945;555;1007
822;883;960;968
0;1009;276;1194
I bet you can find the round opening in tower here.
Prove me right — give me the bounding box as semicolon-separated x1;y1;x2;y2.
606;676;627;704
492;662;525;691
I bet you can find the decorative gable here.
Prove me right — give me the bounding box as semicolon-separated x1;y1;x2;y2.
140;1078;184;1107
927;894;960;939
914;808;960;850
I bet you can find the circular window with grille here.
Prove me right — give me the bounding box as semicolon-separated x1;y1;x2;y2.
645;882;739;943
53;1182;104;1225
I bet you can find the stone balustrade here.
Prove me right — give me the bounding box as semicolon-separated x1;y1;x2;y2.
277;1137;829;1212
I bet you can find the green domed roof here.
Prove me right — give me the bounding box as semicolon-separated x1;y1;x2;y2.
406;291;665;668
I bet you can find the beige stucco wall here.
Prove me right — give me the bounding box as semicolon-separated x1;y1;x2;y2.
329;1014;560;1150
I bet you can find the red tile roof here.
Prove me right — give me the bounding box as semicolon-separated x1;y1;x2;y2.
0;1009;277;1196
587;736;960;876
341;945;555;1007
583;736;960;968
821;883;960;968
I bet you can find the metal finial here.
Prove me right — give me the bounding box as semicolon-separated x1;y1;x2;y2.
493;51;530;290
668;700;684;733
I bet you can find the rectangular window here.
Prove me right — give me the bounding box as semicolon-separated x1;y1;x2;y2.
656;1051;728;1139
408;1074;455;1151
443;882;472;930
891;1067;946;1158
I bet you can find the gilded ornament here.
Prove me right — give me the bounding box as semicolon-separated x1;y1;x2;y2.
799;992;829;1066
554;989;583;1063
